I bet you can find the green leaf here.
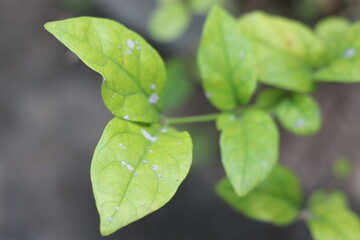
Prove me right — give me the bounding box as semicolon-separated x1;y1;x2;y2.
216;165;302;225
314;23;360;82
220;108;279;196
333;157;351;179
216;112;238;131
275;94;321;135
198;6;257;111
254;88;287;111
148;1;191;42
162;59;194;113
91;118;192;235
189;0;228;14
45;17;166;123
315;17;350;47
238;11;322;92
307;190;360;240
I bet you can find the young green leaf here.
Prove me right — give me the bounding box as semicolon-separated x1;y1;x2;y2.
198;6;257;111
149;1;191;42
216;112;238;131
275;94;321;135
216;165;302;225
162;59;194;113
238;11;324;68
220;108;279;196
314;23;360;82
315;17;350;47
254;88;287;111
45;17;166;123
238;11;322;93
333;157;351;179
91;118;192;235
307;190;360;240
189;0;228;14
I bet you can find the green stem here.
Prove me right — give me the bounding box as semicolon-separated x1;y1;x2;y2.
164;113;220;125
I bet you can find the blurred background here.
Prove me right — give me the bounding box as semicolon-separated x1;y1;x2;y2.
1;0;360;239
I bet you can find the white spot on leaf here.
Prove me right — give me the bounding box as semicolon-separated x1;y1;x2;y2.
118;143;126;149
152;165;158;170
126;164;134;172
296;119;306;128
148;93;159;104
344;48;356;58
127;39;135;49
141;129;158;142
205;92;211;99
115;206;120;211
126;49;132;55
108;217;113;222
228;115;236;121
124;115;130;120
143;160;148;164
150;84;156;90
160;128;168;133
239;52;246;59
121;161;127;165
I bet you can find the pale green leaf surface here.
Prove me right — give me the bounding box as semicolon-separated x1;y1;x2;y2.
238;11;324;68
216;165;302;225
91;118;192;235
314;23;360;82
333;157;351;179
198;6;257;111
275;94;321;135
216;112;238;131
315;17;350;47
149;2;191;42
189;0;227;14
237;11;322;92
252;43;315;93
162;59;194;113
315;17;350;65
307;190;360;240
220;108;279;196
254;88;287;111
45;17;166;123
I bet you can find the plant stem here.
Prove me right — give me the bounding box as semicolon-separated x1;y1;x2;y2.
165;113;220;125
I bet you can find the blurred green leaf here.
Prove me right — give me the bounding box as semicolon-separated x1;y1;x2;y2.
255;88;287;111
315;17;350;47
220;108;279;196
149;1;191;42
189;127;217;168
189;0;228;14
275;94;321;135
45;17;166;123
307;190;360;240
198;6;257;111
162;59;194;113
238;11;323;93
91;118;192;235
216;165;302;225
314;23;360;82
333;157;351;179
216;112;238;131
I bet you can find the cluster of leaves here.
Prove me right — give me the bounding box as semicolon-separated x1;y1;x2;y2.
45;5;360;239
149;0;229;42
